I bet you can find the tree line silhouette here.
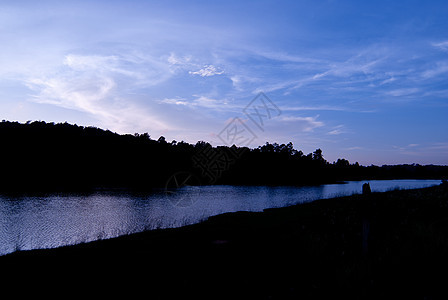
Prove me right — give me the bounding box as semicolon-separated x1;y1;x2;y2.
0;120;446;192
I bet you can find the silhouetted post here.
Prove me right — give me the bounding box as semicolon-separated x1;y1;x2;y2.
362;183;371;195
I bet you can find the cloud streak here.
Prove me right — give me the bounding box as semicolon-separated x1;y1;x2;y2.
25;54;176;134
279;115;324;132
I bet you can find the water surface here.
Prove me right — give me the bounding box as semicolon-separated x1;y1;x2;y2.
0;179;441;256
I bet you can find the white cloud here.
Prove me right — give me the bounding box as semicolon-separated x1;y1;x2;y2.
432;41;448;52
192;95;222;107
229;75;261;91
379;76;397;85
422;61;448;79
344;146;364;151
327;125;346;135
427;142;448;151
25;54;176;134
167;53;192;65
386;88;420;97
159;98;189;106
160;95;235;111
251;50;323;64
189;65;224;77
422;89;448;98
392;143;422;153
309;54;384;81
26;75;115;112
280;115;324;132
64;55;118;71
258;48;390;95
282;105;350;112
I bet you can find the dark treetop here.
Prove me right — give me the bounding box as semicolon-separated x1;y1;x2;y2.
0;120;446;192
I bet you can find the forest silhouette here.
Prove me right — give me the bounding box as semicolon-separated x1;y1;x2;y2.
0;120;446;192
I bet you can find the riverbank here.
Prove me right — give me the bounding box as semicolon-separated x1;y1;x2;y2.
2;184;448;299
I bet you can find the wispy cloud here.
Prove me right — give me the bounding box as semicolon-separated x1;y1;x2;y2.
385;88;420;97
279;115;324;132
307;52;385;81
432;41;448;52
426;142;448;151
344;146;364;151
160;95;239;112
251;47;391;96
189;65;224;77
250;50;324;64
281;104;376;113
167;53;193;66
422;61;448;79
379;76;398;85
159;97;189;106
327;125;347;135
25;54;176;133
390;143;444;157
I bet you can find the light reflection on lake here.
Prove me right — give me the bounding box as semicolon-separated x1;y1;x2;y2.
0;179;441;256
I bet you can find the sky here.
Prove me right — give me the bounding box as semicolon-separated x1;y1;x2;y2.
0;0;447;165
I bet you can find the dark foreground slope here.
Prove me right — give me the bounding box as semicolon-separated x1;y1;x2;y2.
2;184;448;299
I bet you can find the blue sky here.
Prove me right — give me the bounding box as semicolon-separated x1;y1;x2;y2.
0;0;447;165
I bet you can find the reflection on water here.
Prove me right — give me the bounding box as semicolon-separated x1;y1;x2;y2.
0;179;441;256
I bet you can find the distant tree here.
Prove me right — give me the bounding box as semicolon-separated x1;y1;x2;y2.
141;133;150;139
259;142;275;153
277;142;294;155
335;158;350;167
312;149;324;161
195;140;211;150
285;142;294;154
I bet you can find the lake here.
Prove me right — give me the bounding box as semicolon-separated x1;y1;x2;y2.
0;179;441;256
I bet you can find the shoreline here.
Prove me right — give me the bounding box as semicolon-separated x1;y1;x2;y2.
0;179;441;256
0;178;443;195
2;184;448;299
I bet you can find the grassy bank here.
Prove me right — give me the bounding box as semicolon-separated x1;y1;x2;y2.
2;184;448;299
